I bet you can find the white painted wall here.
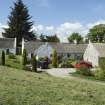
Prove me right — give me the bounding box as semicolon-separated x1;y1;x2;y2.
84;42;99;67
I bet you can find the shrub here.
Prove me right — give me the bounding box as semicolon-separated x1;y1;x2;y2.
96;58;105;80
22;49;27;66
99;58;105;70
31;55;37;72
94;68;105;80
1;51;5;66
52;49;58;68
77;65;92;76
59;61;74;68
8;53;16;59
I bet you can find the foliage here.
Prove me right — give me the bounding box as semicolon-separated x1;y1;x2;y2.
8;53;16;59
40;34;60;42
99;57;105;70
52;49;58;68
88;24;105;43
94;58;105;80
68;32;83;44
31;55;37;72
59;61;74;68
2;0;36;47
22;49;27;66
76;65;92;76
1;51;5;66
94;68;105;80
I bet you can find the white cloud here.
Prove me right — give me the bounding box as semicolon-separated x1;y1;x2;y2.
1;20;105;42
46;26;54;31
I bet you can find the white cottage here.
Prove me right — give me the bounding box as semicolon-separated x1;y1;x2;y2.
84;42;105;67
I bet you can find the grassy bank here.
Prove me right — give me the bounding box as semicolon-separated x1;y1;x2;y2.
0;66;105;105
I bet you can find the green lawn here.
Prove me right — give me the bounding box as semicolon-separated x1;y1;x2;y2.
0;66;105;105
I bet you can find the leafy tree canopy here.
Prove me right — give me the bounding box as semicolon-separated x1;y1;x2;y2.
40;34;60;42
68;32;83;44
88;24;105;43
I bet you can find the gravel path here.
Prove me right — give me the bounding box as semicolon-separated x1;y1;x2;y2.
46;68;76;77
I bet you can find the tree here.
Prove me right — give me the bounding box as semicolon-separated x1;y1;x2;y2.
40;34;46;42
1;51;5;66
31;55;37;72
22;49;27;66
68;33;83;44
40;34;60;42
88;24;105;43
52;49;58;68
46;34;60;42
2;0;36;46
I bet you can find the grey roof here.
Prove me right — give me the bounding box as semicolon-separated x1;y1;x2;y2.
24;41;44;53
24;41;87;54
49;43;87;53
0;38;15;49
93;43;105;57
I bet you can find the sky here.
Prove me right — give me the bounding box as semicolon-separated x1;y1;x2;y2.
0;0;105;42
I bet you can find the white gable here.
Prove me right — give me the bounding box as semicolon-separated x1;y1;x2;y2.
84;42;99;67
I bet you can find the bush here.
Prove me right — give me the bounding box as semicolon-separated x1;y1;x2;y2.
22;49;27;66
59;61;74;68
8;53;16;59
95;58;105;80
31;55;37;72
1;51;5;66
52;49;58;68
94;69;105;80
99;58;105;70
76;65;92;76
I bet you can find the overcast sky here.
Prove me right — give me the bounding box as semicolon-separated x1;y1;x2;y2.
0;0;105;42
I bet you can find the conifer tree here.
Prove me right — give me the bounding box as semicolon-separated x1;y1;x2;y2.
2;0;36;46
1;51;5;66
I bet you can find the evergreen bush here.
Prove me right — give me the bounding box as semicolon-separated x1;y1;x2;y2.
31;55;37;72
1;51;5;66
22;49;27;66
52;49;58;68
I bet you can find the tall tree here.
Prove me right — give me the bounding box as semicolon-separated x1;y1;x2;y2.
2;0;36;46
68;33;83;44
87;24;105;43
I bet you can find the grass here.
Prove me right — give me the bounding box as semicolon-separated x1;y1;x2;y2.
71;72;98;81
5;55;23;69
0;66;105;104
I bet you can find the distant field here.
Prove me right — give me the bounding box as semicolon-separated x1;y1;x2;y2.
0;66;105;105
